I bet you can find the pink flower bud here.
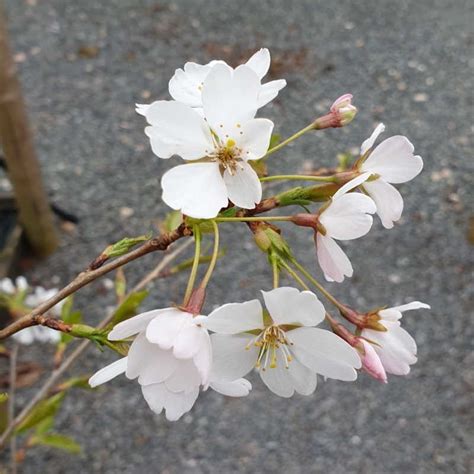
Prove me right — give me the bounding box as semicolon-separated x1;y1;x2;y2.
358;339;387;383
330;93;357;126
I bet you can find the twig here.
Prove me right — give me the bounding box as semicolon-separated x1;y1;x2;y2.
0;239;192;449
0;223;191;340
8;344;18;473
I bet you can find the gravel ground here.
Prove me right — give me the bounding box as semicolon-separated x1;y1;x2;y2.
1;0;473;473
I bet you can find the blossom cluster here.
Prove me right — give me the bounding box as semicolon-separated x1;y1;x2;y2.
84;49;431;421
0;277;62;345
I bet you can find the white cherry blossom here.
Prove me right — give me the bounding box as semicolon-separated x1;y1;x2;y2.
144;63;273;218
361;301;430;376
89;307;251;421
204;287;361;398
137;48;285;114
359;123;424;229
316;173;376;282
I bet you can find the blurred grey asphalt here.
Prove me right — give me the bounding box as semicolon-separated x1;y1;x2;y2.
2;0;473;473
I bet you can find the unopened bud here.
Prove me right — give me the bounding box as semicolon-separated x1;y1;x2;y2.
356;338;387;383
330;93;357;126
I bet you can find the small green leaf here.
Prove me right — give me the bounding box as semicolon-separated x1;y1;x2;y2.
15;392;65;434
34;416;55;435
162;210;183;232
0;392;8;403
60;296;74;322
30;433;81;454
110;290;149;327
115;268;126;300
103;234;152;259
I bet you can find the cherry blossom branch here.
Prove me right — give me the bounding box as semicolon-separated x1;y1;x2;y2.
0;223;191;340
0;240;192;449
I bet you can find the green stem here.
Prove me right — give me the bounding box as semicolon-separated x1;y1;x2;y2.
183;225;201;305
215;216;293;223
292;259;343;309
200;221;220;289
272;257;280;289
264;123;316;158
260;174;336;183
279;260;309;290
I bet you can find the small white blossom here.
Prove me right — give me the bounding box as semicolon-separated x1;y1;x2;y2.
316;174;376;282
361;301;430;375
89;308;251;421
204;287;361;398
143;64;274;218
359;123;424;229
0;278;62;346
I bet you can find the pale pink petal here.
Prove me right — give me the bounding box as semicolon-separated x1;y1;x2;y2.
223;162;262;209
88;357;127;387
172;324;204;359
164;359;202;393
205;299;264;334
316;233;353;283
363;179;403;229
359;340;387;383
209;378;252;397
144;101;213;160
193;330;212;387
320;193;375;240
361;136;423;183
168;62;212;107
161;162;228;219
261;287;325;327
210;333;258;381
389;301;431;313
245;48;270;79
360;123;385;155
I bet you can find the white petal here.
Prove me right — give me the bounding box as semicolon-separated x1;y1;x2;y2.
257;79;287;108
289;327;360;381
361;136;423;183
161;162;228;219
16;276;28;291
193;330;212;387
288;358;317;396
261;287;325;327
141;384;200;421
210;378;252;397
332;172;372;199
144;101;213;160
172;324;204;360
363;322;417;375
363;179;403;229
210;333;258;381
126;333;177;384
135;103;150;117
360;123;385;155
165;359;202;393
316;233;353;283
145;309;191;350
108;308;170;341
205;299;264;334
12;328;34;345
202;64;259;139
320;193;375;240
259;350;295;397
234;118;274;160
245;48;270;79
0;278;15;294
223;162;262;209
89;357;127;388
389;301;431;313
168;62;212;107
